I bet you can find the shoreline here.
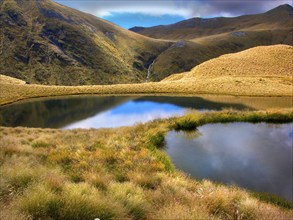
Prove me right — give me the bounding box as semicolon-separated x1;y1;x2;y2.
1;82;292;106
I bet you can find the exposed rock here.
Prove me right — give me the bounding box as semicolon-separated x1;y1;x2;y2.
105;31;115;41
231;31;246;37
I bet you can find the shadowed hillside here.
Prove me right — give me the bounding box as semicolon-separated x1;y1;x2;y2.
0;0;171;85
131;4;293;80
0;96;132;128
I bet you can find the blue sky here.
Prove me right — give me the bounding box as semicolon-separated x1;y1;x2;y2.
54;0;292;29
103;13;185;29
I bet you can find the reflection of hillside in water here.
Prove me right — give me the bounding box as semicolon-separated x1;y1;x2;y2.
135;96;252;110
196;96;293;110
0;96;132;128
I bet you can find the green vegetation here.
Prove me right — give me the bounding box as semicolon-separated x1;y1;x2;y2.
251;191;293;210
148;131;166;149
173;109;293;131
1;109;293;219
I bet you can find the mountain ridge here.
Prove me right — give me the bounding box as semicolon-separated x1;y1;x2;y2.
129;4;293;40
129;4;293;81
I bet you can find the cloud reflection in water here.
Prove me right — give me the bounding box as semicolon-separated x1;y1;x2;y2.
166;123;293;200
64;101;185;129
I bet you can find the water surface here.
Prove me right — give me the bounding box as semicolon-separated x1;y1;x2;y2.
166;123;293;200
0;95;291;129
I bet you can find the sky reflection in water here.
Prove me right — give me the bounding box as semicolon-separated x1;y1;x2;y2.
64;101;184;129
166;123;293;200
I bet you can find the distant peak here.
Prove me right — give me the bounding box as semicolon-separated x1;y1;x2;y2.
266;4;293;13
129;26;146;32
278;4;293;9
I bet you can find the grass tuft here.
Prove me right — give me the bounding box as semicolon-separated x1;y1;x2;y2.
109;182;150;220
251;191;293;209
148;131;166;149
31;140;52;148
17;184;61;220
59;183;126;220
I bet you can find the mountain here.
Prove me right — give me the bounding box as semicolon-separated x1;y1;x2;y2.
130;4;293;40
0;0;171;85
1;1;292;86
129;26;146;32
131;4;293;81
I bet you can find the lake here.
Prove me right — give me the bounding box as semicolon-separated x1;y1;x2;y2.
166;122;293;200
0;95;292;128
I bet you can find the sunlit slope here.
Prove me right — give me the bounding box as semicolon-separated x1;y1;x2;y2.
0;74;26;85
0;0;171;85
164;45;293;81
131;5;293;81
162;45;293;95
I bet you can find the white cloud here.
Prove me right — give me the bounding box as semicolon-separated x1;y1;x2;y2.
92;2;192;18
56;0;292;19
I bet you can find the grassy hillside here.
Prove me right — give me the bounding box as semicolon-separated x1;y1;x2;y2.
164;44;293;80
0;74;26;85
0;0;171;85
1;45;292;106
130;4;293;80
1;109;293;220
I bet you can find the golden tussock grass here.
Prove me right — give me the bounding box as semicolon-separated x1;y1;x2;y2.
0;109;293;219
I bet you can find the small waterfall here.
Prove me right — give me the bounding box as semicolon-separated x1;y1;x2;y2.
147;59;156;79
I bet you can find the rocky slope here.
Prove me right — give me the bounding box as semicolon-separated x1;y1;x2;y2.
0;0;171;85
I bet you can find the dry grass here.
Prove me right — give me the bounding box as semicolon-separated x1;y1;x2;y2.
0;75;26;85
165;45;293;80
0;72;292;106
0;110;293;220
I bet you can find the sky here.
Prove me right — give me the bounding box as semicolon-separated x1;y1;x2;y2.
54;0;292;29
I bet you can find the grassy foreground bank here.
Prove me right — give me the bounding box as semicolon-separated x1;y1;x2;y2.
1;109;293;220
